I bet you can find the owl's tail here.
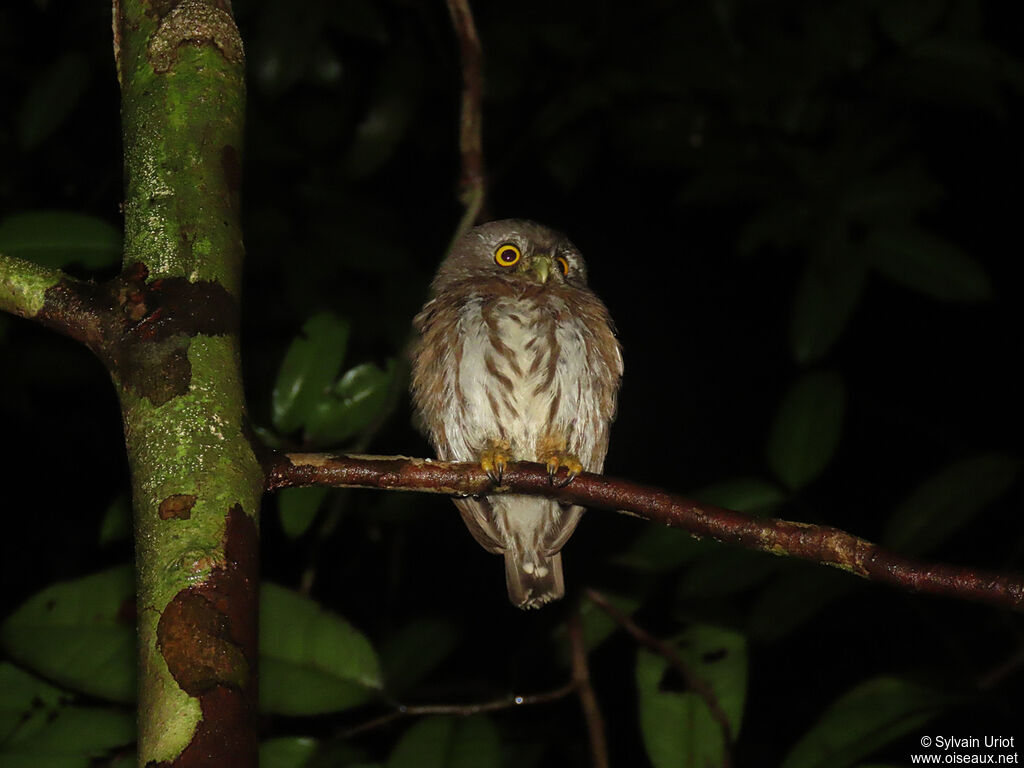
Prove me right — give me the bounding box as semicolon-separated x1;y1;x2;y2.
504;550;564;610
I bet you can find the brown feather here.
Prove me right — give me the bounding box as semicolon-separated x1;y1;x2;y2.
410;220;622;608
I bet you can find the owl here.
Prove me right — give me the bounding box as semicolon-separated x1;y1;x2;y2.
411;220;623;609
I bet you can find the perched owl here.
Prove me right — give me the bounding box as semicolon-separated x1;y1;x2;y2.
411;220;622;609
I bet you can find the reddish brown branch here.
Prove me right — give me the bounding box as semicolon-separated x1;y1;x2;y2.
568;611;609;768
444;0;489;227
0;262;116;355
265;452;1024;612
585;589;733;767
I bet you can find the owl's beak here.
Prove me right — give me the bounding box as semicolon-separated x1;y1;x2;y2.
529;254;553;284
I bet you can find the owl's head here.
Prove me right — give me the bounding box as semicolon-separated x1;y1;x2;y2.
432;219;589;293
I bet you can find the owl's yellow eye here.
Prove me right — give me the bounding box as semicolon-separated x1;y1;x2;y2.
494;244;521;267
556;256;570;276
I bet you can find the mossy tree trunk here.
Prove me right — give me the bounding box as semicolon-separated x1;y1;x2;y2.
115;1;260;764
1;1;268;762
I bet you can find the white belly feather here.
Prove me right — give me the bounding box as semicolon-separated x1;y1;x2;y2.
444;295;601;469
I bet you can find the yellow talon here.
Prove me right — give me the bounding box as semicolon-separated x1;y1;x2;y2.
480;446;511;485
542;451;583;488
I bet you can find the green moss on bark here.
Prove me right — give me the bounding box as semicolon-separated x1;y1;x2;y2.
119;3;245;288
116;1;258;764
0;253;64;318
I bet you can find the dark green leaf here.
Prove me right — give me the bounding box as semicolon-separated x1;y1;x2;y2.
251;423;285;449
0;211;121;270
877;0;944;46
0;663;69;743
677;548;780;599
555;592;642;665
790;244;866;363
0;662;66;706
328;0;388;43
381;619;459;696
0;754;90;768
736;201;809;256
838;165;943;220
781;677;951;768
613;526;708;572
19;52;92;150
271;313;350;434
386;716;500;768
305;360;395;444
260;737;320;768
278;487;329;538
305;740;379;768
882;454;1020;557
747;566;856;642
260;582;382;715
332;360;394;411
914;38;1024;97
98;495;130;546
867;225;991;302
767;371;846;490
0;706;134;763
881;48;1004;114
346;54;420;178
636;624;747;768
0;566;135;703
691;477;787;515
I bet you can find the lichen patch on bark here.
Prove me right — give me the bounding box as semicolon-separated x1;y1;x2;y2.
147;0;244;74
37;279;111;352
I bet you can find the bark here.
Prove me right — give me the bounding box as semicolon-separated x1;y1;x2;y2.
115;1;262;765
2;7;261;762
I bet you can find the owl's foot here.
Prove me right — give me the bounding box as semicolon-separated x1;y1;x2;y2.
480;446;511;485
541;451;583;488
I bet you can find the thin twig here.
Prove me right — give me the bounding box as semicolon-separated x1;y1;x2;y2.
978;643;1024;691
444;0;489;243
586;589;734;767
341;682;578;739
264;452;1024;613
568;611;609;768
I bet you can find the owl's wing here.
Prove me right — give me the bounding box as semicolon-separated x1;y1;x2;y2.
452;497;504;554
542;503;585;556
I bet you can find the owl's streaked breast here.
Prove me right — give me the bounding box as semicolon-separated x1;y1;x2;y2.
443;292;606;470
